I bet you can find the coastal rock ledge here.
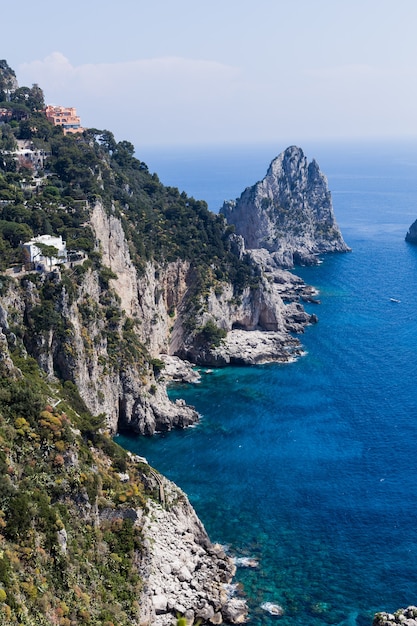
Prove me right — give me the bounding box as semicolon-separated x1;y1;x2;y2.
139;474;248;625
374;606;417;626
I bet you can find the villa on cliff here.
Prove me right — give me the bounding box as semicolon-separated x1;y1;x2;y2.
22;234;67;270
44;105;84;135
15;139;49;173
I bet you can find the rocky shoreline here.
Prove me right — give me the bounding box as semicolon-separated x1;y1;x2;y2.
138;473;248;625
202;328;306;366
373;607;417;625
159;355;201;384
0;141;355;624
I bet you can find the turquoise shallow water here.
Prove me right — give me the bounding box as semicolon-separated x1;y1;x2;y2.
119;142;417;625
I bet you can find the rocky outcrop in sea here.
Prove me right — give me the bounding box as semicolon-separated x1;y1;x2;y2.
405;218;417;244
220;145;350;268
178;250;318;366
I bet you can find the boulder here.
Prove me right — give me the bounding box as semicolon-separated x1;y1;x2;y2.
222;597;248;623
152;594;168;614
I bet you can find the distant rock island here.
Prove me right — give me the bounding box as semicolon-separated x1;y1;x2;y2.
406;218;417;244
221;145;350;268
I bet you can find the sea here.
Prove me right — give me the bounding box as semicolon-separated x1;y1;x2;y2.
118;139;417;625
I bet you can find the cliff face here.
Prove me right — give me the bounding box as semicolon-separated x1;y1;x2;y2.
90;204;141;319
0;59;19;95
0;203;198;437
0;199;321;435
221;146;350;268
0;324;246;625
177;252;318;366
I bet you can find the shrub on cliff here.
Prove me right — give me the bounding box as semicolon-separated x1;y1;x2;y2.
0;351;149;625
197;320;227;348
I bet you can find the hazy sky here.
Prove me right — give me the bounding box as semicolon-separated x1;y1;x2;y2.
4;0;417;148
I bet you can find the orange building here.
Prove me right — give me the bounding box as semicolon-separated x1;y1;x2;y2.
44;105;84;135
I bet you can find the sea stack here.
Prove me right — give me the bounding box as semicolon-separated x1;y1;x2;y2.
221;145;350;268
406;218;417;244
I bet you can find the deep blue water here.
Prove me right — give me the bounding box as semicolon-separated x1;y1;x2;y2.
119;142;417;625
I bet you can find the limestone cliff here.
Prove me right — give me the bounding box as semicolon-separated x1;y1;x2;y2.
0;324;247;625
0;199;321;437
90;204;141;319
0;59;19;95
221;145;350;268
176;249;318;366
80;202;318;374
0;215;198;437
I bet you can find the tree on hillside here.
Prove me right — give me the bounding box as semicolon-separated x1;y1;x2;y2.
11;84;45;112
95;129;117;154
36;243;61;268
113;140;135;167
0;220;33;247
0;124;17;151
1;102;30;122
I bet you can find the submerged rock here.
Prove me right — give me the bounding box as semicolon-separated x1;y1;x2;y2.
233;556;259;568
261;602;285;616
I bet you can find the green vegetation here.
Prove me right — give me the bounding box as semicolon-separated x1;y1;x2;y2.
0;360;151;625
0;60;256;624
196;320;227;348
0;68;258;296
0;59;262;361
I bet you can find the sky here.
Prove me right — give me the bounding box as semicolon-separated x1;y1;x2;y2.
4;0;417;149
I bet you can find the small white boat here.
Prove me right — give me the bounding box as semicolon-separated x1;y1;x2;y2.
390;298;401;303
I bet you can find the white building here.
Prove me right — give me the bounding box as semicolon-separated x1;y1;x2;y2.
23;234;67;269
